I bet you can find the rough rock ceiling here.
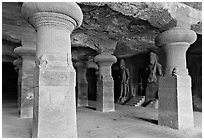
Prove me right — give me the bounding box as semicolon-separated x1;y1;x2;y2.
2;2;202;61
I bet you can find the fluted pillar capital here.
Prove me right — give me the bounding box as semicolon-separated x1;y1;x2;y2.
21;2;83;31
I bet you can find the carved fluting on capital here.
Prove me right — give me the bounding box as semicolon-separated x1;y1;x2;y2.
21;2;83;30
30;12;77;32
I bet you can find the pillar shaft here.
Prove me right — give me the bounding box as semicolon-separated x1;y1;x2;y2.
163;43;189;75
22;2;83;138
155;27;197;129
33;14;76;138
75;61;88;107
14;47;36;118
13;58;22;112
94;54;117;112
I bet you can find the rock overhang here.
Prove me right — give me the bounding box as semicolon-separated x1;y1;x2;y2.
2;2;202;60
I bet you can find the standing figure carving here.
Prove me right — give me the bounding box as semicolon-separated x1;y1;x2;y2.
147;52;162;82
144;52;162;107
117;59;130;104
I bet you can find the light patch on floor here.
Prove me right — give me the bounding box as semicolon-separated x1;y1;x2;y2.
2;100;202;138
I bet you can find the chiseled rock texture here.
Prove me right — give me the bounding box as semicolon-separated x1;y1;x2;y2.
2;2;202;59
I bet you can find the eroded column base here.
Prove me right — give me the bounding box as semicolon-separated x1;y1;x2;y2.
158;75;194;130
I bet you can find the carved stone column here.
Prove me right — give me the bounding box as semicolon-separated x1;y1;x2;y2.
87;61;99;70
13;58;22;112
14;47;35;118
94;54;117;112
75;61;88;107
22;2;83;138
155;27;197;129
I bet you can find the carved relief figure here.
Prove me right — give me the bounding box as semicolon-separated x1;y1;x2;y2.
144;52;162;107
117;59;130;104
147;52;162;82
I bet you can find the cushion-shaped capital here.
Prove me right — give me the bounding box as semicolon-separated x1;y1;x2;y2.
87;61;99;70
155;27;197;47
94;54;117;66
21;2;83;28
75;61;88;69
14;47;36;57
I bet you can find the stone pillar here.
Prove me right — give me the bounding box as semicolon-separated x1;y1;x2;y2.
14;47;36;118
87;61;99;70
155;27;197;129
75;61;88;107
22;2;83;138
13;58;22;112
94;54;117;112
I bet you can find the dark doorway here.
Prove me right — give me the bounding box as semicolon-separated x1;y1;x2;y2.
87;68;97;101
2;62;18;100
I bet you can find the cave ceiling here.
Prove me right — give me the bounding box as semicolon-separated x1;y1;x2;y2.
2;2;202;61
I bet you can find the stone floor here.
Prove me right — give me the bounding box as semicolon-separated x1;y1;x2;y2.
2;100;202;138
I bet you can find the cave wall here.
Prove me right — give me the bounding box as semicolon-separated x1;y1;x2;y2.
112;44;202;107
112;53;149;100
187;53;202;98
87;68;97;101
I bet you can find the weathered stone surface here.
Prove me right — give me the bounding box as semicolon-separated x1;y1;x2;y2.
21;73;34;118
97;77;115;112
33;66;77;137
75;61;88;107
22;2;83;28
87;61;98;69
22;2;83;138
158;76;194;129
181;2;202;10
94;54;117;112
33;84;77;137
14;46;35;118
2;40;19;62
13;58;22;111
156;27;196;129
155;27;197;76
2;2;202;60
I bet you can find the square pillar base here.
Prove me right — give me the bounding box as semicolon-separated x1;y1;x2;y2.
32;66;77;138
158;75;194;130
20;68;34;118
97;76;115;112
77;82;88;107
